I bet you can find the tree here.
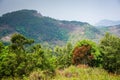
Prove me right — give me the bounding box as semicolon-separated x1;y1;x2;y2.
0;34;55;79
72;40;102;67
0;49;17;78
10;33;34;52
100;33;120;74
53;43;73;68
0;42;4;53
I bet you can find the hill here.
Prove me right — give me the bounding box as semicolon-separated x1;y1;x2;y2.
95;19;120;26
98;24;120;38
0;9;102;45
108;24;120;37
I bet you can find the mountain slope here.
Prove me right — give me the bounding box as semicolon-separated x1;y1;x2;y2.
105;25;120;37
95;19;120;26
0;9;102;45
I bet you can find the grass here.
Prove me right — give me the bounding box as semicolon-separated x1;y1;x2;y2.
52;65;120;80
1;65;120;80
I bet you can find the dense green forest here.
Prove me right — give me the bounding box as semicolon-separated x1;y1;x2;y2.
0;33;120;80
0;9;120;46
0;10;104;45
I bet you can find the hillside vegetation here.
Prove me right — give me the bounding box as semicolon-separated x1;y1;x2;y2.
0;9;102;45
0;33;120;80
0;9;120;80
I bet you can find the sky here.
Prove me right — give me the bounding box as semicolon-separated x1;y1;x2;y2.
0;0;120;25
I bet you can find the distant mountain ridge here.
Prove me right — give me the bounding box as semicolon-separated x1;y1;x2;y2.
95;19;120;26
0;9;119;45
107;24;120;37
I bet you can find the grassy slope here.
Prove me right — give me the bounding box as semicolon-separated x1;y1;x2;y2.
53;66;120;80
2;65;120;80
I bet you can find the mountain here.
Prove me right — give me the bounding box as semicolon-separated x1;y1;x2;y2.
95;19;120;26
0;9;102;45
105;25;120;37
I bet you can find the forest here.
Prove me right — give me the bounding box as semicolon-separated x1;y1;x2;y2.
0;33;120;80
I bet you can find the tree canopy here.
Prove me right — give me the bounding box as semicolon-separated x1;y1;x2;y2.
100;33;120;74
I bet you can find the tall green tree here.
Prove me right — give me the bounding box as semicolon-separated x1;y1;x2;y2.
53;43;73;68
10;33;34;52
100;33;120;74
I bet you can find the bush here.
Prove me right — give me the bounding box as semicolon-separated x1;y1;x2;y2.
73;40;102;67
53;43;73;68
0;34;54;78
100;33;120;74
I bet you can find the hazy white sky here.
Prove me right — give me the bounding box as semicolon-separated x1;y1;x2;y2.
0;0;120;25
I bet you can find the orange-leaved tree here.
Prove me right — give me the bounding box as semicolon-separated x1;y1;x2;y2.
72;40;102;67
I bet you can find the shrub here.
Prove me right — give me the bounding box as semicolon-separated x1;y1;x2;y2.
73;40;102;67
100;33;120;74
53;43;73;68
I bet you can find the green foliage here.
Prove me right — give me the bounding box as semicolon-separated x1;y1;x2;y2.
74;40;102;67
27;44;53;71
84;24;101;39
0;42;4;53
0;34;54;79
0;33;120;79
0;9;103;45
10;33;34;52
53;43;73;68
100;33;120;74
0;47;17;77
0;10;69;43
